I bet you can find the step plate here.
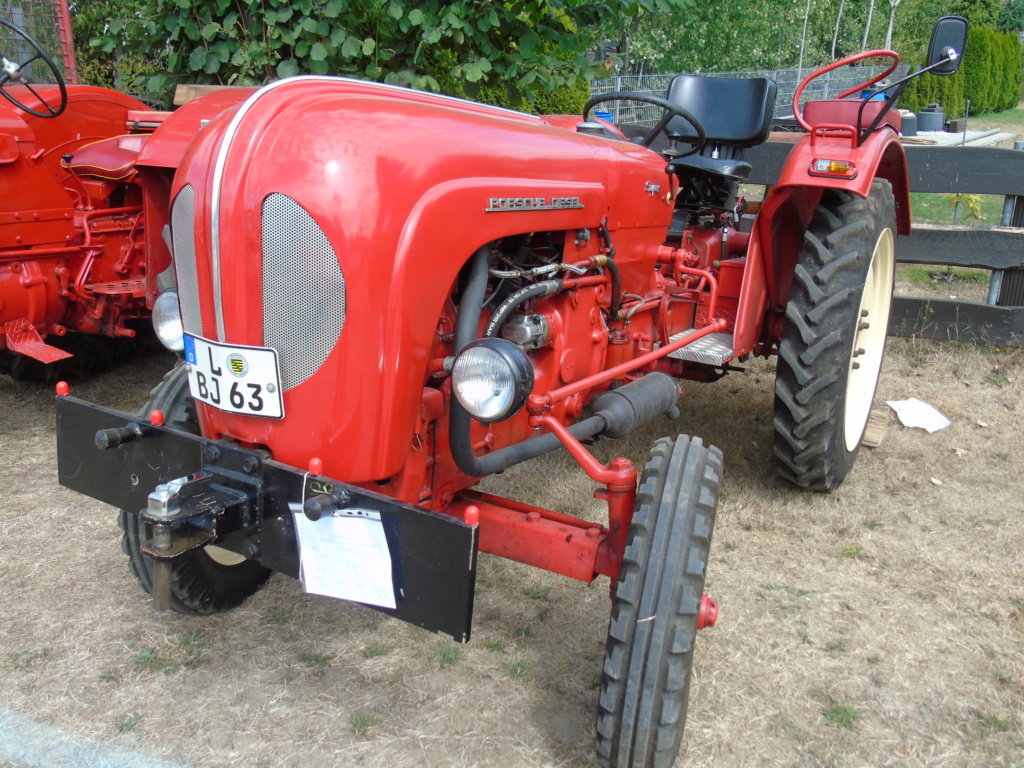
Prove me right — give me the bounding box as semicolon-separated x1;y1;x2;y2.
667;329;734;366
87;279;146;296
4;320;73;364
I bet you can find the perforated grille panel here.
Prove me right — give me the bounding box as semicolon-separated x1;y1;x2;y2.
261;193;346;390
170;185;202;335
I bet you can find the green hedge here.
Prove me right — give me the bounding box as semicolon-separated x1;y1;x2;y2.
901;26;1022;119
424;47;589;115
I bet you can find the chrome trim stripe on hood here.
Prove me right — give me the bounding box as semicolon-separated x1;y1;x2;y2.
209;76;540;340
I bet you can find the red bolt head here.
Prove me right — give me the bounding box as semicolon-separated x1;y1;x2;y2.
55;381;70;397
308;457;323;476
526;511;541;523
610;457;632;471
697;593;719;630
586;527;601;539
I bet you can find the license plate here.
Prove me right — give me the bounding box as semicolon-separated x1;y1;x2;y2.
183;335;284;418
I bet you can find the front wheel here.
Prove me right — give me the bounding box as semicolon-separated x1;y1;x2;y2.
773;179;897;491
119;362;272;614
596;435;722;768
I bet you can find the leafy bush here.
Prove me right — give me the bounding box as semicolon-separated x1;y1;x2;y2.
92;0;654;107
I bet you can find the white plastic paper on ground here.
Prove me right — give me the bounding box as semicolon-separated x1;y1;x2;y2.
885;397;951;433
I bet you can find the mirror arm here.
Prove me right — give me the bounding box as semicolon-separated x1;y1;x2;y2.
877;51;957;95
857;79;910;145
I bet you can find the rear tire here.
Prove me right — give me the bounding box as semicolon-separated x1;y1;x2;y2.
119;362;272;615
596;435;721;768
773;180;896;492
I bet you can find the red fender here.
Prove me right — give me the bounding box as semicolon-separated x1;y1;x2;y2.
733;124;910;355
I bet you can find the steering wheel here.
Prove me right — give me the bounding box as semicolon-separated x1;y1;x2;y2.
583;92;706;158
0;18;67;118
792;49;899;133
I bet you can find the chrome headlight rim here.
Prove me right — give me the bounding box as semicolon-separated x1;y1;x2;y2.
451;338;534;424
152;288;185;352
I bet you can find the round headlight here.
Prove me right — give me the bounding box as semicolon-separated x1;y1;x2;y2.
452;338;534;423
152;288;184;352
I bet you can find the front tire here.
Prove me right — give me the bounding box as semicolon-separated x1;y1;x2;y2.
119;362;272;615
596;435;721;768
773;180;896;492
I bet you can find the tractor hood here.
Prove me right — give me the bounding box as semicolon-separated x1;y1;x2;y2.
168;76;672;482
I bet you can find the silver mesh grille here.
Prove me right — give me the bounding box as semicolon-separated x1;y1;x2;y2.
170;185;202;335
261;193;346;390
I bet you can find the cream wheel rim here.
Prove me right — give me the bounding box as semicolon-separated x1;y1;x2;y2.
844;227;895;452
204;545;247;566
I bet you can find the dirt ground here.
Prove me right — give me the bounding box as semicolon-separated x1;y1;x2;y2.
1;330;1022;768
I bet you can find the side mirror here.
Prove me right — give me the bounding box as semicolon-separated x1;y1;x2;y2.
927;16;967;76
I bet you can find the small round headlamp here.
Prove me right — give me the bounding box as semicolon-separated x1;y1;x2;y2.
452;338;534;423
152;288;184;352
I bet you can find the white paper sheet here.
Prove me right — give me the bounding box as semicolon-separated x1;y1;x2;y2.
290;505;397;609
885;397;951;433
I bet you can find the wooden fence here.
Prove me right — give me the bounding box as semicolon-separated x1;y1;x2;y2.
745;141;1024;347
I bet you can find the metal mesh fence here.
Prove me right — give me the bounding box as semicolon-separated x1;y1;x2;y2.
0;0;77;84
591;64;910;125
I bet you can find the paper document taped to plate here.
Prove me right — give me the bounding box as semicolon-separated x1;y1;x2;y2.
290;505;397;609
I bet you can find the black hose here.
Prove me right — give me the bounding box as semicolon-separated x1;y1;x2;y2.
454;246;491;354
483;279;561;338
603;257;622;319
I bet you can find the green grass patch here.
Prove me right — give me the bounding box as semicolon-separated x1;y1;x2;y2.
484;638;507;653
974;709;1011;731
265;606;293;624
842;544;870;559
298;650;332;667
822;704;863;730
7;649;47;670
114;714;141;735
178;631;209;667
361;643;389;659
910;192;1004;226
501;659;529;678
350;712;380;737
131;648;179;674
433;640;461;668
513;625;534;640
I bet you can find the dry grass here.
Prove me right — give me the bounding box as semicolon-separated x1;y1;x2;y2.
1;340;1022;767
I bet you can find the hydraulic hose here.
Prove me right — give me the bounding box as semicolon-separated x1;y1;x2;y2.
483;279;562;338
602;256;622;319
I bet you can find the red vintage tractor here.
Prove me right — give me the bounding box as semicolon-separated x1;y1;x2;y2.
55;17;967;768
0;16;172;377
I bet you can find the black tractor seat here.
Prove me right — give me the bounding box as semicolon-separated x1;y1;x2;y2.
662;74;777;213
666;153;752;183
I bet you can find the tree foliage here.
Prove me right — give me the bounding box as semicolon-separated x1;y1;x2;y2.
89;0;669;108
998;0;1024;33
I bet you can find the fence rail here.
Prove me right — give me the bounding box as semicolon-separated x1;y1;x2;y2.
591;64;909;124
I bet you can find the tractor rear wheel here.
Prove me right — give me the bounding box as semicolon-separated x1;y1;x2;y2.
773;179;896;492
119;362;272;614
596;435;721;768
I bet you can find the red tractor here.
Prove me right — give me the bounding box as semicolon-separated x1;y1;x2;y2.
55;17;967;768
0;17;172;377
